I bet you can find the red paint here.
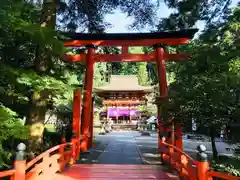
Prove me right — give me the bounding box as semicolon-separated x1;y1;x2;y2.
72;90;81;160
72;88;81;139
64;38;189;47
0;140;238;180
81;46;95;152
122;46;129;55
14;160;26;180
207;171;239;180
175;124;183;150
64;54;86;62
155;47;168;98
63;53;191;62
0;170;15;179
160;140;198;179
53;164;179;180
88;98;94;148
155;46;169;144
197;161;210;180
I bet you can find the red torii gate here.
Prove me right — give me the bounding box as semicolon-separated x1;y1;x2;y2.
62;29;198;152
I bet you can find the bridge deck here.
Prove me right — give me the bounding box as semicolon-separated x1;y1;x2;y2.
53;164;178;180
54;131;178;180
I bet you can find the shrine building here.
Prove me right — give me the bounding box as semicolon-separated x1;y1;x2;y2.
94;75;153;124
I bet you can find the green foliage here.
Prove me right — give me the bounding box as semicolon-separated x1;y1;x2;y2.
158;0;232;30
94;62;108;87
0;105;27;141
0;0;80;164
211;156;240;177
137;62;149;85
60;0;158;31
167;7;240;129
0;104;28;169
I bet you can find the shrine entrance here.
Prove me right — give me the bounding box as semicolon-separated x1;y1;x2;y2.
95;75;153;129
62;29;198;152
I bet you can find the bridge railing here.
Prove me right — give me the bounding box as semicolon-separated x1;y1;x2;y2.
0;137;80;180
159;137;198;179
159;137;239;180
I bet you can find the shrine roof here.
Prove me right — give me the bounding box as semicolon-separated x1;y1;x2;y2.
61;29;198;46
94;75;153;92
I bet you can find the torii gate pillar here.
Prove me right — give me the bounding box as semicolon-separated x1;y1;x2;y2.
81;44;95;152
88;97;94;149
154;44;183;150
154;44;173;145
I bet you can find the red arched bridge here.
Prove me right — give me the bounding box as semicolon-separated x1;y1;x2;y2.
0;30;239;180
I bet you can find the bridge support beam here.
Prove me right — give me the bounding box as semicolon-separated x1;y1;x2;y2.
81;44;95;152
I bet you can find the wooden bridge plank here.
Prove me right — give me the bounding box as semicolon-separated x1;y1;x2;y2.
53;164;179;180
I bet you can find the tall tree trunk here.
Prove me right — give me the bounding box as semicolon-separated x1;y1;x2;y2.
26;0;57;154
210;126;218;162
26;90;48;153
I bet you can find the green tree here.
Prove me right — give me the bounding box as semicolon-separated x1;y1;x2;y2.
167;6;240;161
137;62;149;85
0;104;27;169
0;0;78;153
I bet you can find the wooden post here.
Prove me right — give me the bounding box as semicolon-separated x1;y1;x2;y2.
70;136;76;165
59;138;66;171
175;123;183;150
156;97;164;148
14;143;26;180
196;145;211;180
81;44;96;152
72;88;81;139
88;97;94;148
154;44;168;101
154;44;171;144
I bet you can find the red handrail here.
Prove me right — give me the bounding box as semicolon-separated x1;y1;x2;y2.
160;140;197;179
159;140;240;180
162;141;196;164
207;171;239;180
26;142;71;170
0;139;79;180
0;169;15;178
